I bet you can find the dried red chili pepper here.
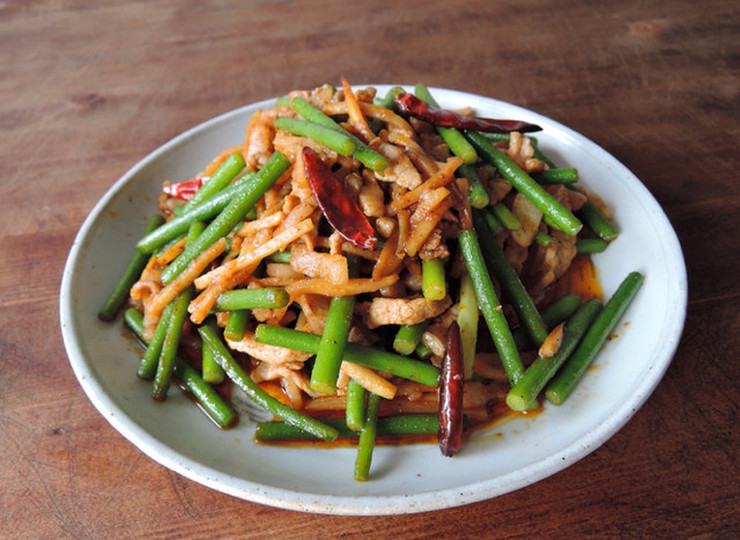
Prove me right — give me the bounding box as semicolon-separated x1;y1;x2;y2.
163;177;207;201
301;147;378;251
394;93;542;134
438;321;464;457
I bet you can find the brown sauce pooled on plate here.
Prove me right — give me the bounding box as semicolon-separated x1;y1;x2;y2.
546;254;604;304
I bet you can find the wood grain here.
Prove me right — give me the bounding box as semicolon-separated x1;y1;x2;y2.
1;0;738;537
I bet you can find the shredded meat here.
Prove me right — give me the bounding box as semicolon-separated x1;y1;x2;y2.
545;184;588;212
506;132;546;172
527;229;578;293
244;110;276;170
418;227;450;260
372;140;422;189
504;237;529;275
358;170;385;217
359;295;452;329
510;193;543;247
289;243;348;284
226;330;311;366
250;362;318;401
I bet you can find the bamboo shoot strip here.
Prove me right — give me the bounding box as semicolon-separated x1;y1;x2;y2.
354;392;381;481
458;229;524;385
254;325;441;387
506;299;603;411
466;131;582;235
255;414;439;441
181;152;245;212
160;151;291;283
473;211;548;346
414;84;478;164
98;213;164;321
137;171;257;253
198;324;339;442
123;308;236;428
546;272;645;405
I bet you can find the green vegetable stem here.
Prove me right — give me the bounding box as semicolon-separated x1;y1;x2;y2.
577;201;619;243
254;414;439;441
255;324;441;388
414;84;478;165
546;272;645;404
160;151;291;284
123;308;236;428
214;287;290;311
290;97;388;171
181;152;245;213
393;321;429;356
151;220;204;399
199;323;339;442
511;293;582;351
466;131;582;236
98;213;164;321
345;379;367;431
275;117;356;156
137;170;257;254
458;228;524;386
473;211;548;346
506;299;603;411
421;258;447;301
354;392;381;481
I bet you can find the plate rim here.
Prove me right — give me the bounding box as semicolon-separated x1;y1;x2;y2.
60;85;688;515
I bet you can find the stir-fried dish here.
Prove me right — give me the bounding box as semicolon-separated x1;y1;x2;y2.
99;80;643;481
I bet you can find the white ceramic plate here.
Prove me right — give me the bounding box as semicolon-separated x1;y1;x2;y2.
60;86;687;515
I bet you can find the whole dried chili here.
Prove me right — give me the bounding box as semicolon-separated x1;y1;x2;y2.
301;147;379;251
163;177;206;200
394;92;542;134
438;321;464;457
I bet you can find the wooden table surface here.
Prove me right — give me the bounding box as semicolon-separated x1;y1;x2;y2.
2;1;738;537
